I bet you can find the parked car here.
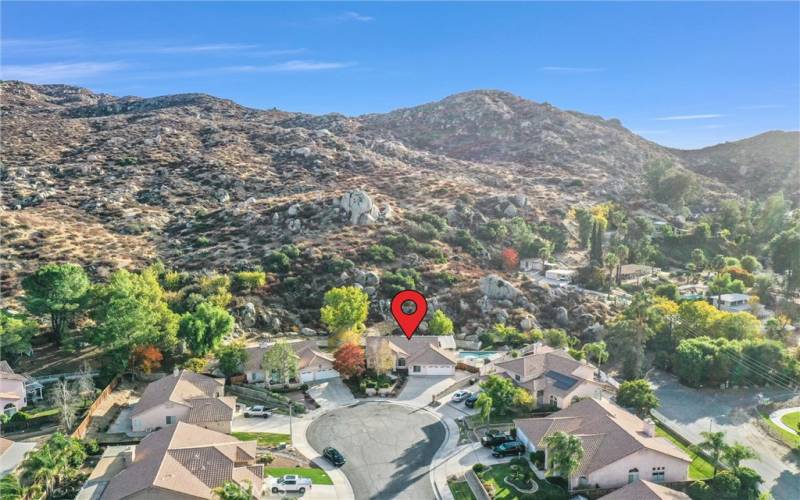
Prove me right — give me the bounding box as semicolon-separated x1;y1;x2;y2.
323;446;346;466
465;393;480;408
492;440;526;457
481;430;514;447
451;390;471;403
243;405;271;418
271;475;312;494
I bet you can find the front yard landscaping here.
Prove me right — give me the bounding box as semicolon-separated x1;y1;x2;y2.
655;424;715;479
448;479;477;500
760;412;800;448
231;431;291;447
476;460;567;500
263;467;332;485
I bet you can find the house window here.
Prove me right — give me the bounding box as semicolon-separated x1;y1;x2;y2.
166;415;176;425
3;403;17;416
628;468;639;483
549;395;558;407
398;358;406;367
651;466;665;482
515;374;521;381
578;476;588;487
413;365;421;373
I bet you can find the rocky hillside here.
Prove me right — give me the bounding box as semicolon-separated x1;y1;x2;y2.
673;131;800;202
0;80;793;344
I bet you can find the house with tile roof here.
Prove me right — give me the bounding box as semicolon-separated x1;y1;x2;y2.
131;370;235;433
598;479;690;500
100;422;262;500
514;398;691;491
365;335;458;376
493;343;615;409
0;360;28;416
243;339;338;384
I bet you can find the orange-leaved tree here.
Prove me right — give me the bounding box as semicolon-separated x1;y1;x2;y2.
132;344;163;374
500;247;519;271
333;342;366;380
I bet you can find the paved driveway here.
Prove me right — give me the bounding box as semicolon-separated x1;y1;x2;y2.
651;370;800;500
307;378;356;412
0;441;36;476
306;402;446;500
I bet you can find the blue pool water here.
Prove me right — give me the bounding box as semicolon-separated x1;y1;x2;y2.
458;351;498;360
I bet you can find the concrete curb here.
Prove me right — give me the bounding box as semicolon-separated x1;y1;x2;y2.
769;407;800;436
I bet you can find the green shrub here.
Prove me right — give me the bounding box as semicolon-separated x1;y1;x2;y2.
264;252;291;273
233;271;267;291
322;257;355;274
83;439;101;456
381;268;421;295
162;271;190;291
363;244;396;263
448;229;485;257
472;463;486;473
280;244;301;259
196;236;211;247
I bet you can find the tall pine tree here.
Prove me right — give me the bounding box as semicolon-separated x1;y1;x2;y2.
590;220;604;267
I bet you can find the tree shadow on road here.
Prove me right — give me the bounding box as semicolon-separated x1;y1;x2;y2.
375;416;446;498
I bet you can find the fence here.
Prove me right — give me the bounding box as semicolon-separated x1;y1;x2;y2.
71;376;120;439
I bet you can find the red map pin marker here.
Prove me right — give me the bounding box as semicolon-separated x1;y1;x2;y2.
391;290;428;340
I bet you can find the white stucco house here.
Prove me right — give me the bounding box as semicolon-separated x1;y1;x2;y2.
0;361;28;416
514;398;691;491
493;343;616;409
131;370;234;434
712;293;752;312
243;340;338;384
365;335;457;376
544;269;576;284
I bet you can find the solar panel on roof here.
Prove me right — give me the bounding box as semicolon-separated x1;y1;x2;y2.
544;370;579;390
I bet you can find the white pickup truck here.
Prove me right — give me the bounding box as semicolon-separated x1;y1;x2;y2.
270;475;312;494
243;405;271;418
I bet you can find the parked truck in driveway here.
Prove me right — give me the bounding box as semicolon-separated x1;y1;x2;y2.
270;475;312;494
243;405;271;418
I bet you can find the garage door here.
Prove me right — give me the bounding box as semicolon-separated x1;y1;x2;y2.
419;365;455;376
300;369;340;382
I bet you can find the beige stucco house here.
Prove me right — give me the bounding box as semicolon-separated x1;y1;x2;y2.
243;340;338;384
599;479;690;499
131;370;234;433
101;422;262;499
365;335;457;376
515;398;691;490
493;344;615;409
0;360;28;416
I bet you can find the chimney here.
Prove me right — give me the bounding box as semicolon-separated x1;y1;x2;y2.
643;418;656;437
173;367;180;377
122;445;136;466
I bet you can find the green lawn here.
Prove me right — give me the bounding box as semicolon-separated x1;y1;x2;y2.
231;431;291;447
655;425;715;479
263;467;332;485
478;462;567;500
780;411;800;435
448;480;476;500
761;412;800;448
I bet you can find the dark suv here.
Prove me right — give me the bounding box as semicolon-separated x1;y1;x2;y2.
464;394;479;408
323;446;346;466
491;440;526;457
481;430;514;448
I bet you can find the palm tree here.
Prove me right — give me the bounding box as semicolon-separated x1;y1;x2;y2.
475;393;493;423
582;341;609;377
212;480;253;500
722;443;758;471
604;254;619;288
22;446;61;498
0;474;24;499
544;431;584;489
694;431;726;475
613;244;629;285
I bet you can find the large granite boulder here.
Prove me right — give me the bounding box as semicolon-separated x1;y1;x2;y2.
479;274;521;300
340;189;380;225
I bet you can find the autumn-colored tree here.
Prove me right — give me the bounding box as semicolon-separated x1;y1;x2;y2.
333;342;366;380
132;344;164;374
500;247;519;271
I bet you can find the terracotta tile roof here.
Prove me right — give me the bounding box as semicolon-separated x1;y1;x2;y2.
101;422;262;500
184;396;236;424
244;340;333;373
365;335;457;366
132;370;225;418
515;398;690;477
599;480;690;500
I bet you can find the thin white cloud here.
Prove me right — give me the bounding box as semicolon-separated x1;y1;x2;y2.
539;66;605;73
655;114;726;121
338;11;374;22
149;43;259;54
634;129;672;135
225;60;356;73
0;61;127;83
1;38;85;53
737;104;783;110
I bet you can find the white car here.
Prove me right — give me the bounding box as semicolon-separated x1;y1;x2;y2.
451;390;471;403
243;405;271;418
271;475;312;494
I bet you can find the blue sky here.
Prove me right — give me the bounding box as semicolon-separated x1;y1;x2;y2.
2;2;798;149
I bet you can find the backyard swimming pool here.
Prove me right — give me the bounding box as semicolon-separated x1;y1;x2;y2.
458;351;499;360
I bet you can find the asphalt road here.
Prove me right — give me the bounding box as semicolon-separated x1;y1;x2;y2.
650;370;800;500
306;402;446;500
